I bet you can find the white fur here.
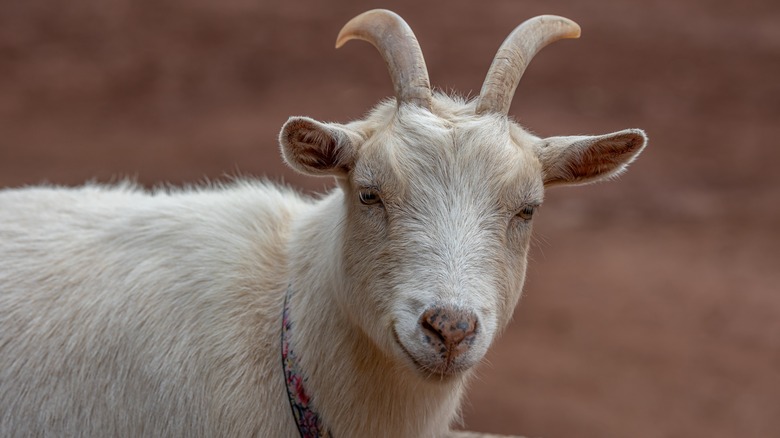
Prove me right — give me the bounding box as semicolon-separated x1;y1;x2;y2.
0;93;645;437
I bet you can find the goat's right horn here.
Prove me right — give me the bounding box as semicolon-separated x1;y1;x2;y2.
476;15;581;116
336;9;432;110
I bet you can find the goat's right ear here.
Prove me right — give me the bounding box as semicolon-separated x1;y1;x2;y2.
279;116;359;177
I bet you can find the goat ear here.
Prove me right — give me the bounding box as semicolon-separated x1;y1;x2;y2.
536;129;647;186
279;116;359;177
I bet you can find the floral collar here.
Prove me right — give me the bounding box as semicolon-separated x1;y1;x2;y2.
281;286;331;438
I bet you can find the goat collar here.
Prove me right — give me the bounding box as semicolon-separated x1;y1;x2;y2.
282;285;332;438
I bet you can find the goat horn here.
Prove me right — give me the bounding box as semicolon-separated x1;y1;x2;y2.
336;9;432;110
475;15;581;115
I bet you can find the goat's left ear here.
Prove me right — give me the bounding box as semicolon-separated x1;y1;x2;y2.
279;116;360;177
536;129;647;186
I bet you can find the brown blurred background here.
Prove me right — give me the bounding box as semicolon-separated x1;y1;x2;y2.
1;0;778;437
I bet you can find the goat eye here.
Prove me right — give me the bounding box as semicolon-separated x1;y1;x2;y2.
358;189;381;205
517;205;535;221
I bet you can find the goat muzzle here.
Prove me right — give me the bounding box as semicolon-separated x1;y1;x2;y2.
420;306;479;369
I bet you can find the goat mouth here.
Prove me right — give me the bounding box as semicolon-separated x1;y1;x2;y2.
391;326;463;380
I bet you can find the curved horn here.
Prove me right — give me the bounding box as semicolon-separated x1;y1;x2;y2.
476;15;581;115
336;9;432;110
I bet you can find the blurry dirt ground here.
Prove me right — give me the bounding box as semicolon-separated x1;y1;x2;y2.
1;1;778;437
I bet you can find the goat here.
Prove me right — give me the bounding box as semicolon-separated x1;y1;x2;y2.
0;9;646;438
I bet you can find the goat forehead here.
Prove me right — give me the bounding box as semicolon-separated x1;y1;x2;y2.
357;116;541;204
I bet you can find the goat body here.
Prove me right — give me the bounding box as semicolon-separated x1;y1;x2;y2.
0;183;303;435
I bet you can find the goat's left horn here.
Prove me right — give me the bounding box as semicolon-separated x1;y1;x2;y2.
475;15;581;116
336;9;432;110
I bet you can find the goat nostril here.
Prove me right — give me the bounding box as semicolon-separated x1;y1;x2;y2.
421;319;446;344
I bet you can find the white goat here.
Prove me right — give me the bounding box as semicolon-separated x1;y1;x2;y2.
0;9;646;438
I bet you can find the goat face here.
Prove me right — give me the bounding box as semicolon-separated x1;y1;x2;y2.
279;9;646;379
280;100;645;378
341;106;540;377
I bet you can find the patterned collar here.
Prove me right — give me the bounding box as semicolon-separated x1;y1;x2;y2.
281;286;331;438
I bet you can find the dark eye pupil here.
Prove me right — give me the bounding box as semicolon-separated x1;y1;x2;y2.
359;190;380;205
518;206;535;220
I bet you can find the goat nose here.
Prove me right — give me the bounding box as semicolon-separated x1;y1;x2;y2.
420;306;478;360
